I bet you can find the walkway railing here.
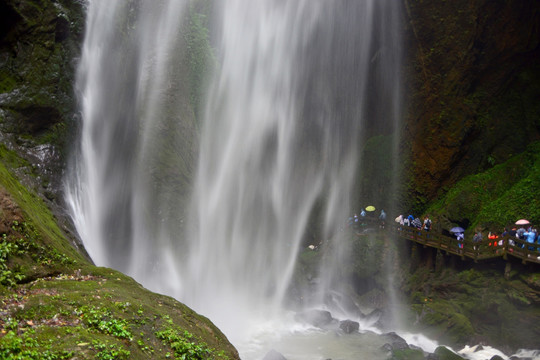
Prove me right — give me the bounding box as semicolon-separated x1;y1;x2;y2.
351;219;540;265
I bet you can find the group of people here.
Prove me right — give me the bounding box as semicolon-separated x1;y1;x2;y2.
485;226;540;251
447;225;540;254
347;210;432;232
346;208;388;230
346;208;540;259
396;214;432;232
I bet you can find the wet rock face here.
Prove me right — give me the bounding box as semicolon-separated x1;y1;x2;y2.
402;0;540;212
0;0;84;198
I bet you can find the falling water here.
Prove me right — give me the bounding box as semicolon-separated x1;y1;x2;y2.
66;0;404;358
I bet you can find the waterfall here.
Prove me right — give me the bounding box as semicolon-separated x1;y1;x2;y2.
66;0;403;356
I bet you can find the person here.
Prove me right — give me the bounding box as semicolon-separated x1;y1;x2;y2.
516;227;526;248
488;232;498;247
360;209;366;217
347;215;354;228
524;229;537;251
407;214;414;227
455;232;464;249
472;232;482;250
403;215;410;227
423;216;432;232
379;210;386;228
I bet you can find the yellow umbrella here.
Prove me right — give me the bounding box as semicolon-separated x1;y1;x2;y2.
365;206;376;212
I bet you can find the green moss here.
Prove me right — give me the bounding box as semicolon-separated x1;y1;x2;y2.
392;348;425;360
426;141;540;232
433;346;465;360
405;259;540;351
0;144;239;359
0;145;85;266
1;268;239;359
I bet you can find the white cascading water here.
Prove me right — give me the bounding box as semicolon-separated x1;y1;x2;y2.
66;0;412;358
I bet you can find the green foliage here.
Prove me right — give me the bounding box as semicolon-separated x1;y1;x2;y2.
155;327;229;360
92;340;131;360
0;220;74;289
0;329;73;360
392;348;425;360
426;141;540;232
0;146;85;266
0;237;26;287
80;306;133;340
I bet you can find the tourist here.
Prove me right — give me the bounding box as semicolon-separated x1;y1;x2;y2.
455;232;464;249
472;232;482;250
379;210;386;228
524;228;537;251
423;216;432;232
407;214;414;227
516;227;526;248
488;232;498;247
403;215;410;227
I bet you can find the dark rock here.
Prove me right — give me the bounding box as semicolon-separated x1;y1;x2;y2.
262;349;287;360
475;345;484;352
295;309;335;328
490;356;504;360
360;308;382;325
426;354;440;360
433;346;465;360
382;332;409;350
381;343;393;352
339;319;359;334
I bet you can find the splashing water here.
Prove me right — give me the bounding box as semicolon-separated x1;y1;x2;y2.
66;0;404;357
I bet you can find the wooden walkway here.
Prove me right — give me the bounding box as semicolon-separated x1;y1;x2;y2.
353;220;540;265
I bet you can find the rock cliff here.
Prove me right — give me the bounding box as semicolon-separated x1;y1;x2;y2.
402;0;540;213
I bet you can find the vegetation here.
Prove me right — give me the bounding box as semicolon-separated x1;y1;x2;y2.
402;254;540;351
426;141;540;234
0;146;239;359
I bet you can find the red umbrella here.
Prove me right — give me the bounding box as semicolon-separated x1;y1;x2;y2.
515;219;530;225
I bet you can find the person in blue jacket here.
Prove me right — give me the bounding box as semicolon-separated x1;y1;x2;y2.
524;229;537;251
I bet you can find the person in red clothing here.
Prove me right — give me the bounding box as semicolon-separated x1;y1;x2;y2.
488;232;498;247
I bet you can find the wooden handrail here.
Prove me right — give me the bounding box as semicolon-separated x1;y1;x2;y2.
349;218;540;264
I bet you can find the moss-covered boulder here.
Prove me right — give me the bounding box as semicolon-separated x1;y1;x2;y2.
403;255;540;352
0;146;239;359
433;346;465;360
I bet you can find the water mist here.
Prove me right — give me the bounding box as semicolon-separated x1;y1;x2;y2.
66;0;404;357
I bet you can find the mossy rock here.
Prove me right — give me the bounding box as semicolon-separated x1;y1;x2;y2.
0;148;239;359
433;346;465;360
391;348;425;360
426;141;540;235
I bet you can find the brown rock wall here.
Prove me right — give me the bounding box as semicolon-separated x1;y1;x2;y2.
402;0;540;211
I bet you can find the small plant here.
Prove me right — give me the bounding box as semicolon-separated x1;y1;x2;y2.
0;240;25;287
80;306;133;340
92;340;131;360
155;327;228;360
0;329;73;359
